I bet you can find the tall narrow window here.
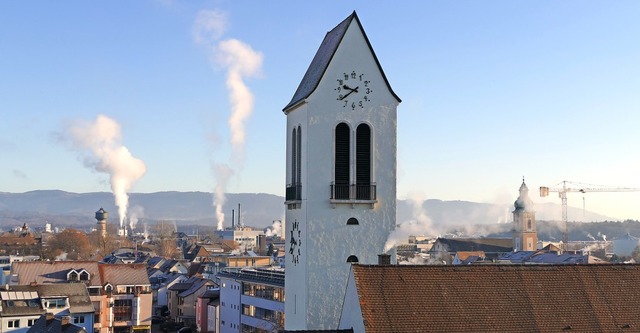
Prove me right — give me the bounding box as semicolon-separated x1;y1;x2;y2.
291;128;297;186
334;123;350;199
296;125;302;191
287;127;302;202
356;124;371;200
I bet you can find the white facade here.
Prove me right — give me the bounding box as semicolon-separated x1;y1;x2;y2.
218;275;242;333
283;13;399;330
216;227;264;252
218;269;285;333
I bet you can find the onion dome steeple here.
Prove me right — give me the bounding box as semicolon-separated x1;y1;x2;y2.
514;177;533;211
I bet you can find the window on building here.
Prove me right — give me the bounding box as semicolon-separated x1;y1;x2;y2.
44;298;66;309
356;123;372;200
27;319;36;327
73;316;85;324
68;270;78;281
346;255;359;263
113;299;133;322
8;320;19;328
334;122;351;199
287;126;303;206
79;270;90;281
527;219;532;230
347;218;359;225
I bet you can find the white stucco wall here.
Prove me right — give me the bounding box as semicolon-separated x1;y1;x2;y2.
285;17;398;331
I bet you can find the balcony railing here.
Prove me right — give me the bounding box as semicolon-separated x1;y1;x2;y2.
330;183;376;201
285;183;302;201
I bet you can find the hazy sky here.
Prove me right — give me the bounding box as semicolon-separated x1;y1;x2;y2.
1;1;639;221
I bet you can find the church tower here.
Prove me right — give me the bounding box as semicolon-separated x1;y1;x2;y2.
283;12;401;330
513;179;537;251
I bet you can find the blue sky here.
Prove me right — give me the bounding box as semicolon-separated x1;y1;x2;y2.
1;1;639;221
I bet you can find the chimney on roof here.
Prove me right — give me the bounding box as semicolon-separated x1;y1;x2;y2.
61;316;70;325
378;253;391;265
46;312;54;320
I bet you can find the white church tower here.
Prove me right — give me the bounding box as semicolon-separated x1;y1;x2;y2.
283;12;401;330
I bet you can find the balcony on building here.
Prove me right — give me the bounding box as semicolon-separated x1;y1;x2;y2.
330;182;377;208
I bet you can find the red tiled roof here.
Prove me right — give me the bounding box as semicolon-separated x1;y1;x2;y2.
11;261;102;286
99;263;149;286
351;264;640;332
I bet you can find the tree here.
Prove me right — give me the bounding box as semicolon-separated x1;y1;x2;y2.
47;229;92;260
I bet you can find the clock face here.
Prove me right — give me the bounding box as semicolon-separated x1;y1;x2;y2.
335;70;372;110
289;219;301;265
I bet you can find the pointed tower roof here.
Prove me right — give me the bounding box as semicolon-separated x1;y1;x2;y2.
514;178;534;211
283;11;401;112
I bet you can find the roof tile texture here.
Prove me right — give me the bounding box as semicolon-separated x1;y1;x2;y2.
352;264;640;332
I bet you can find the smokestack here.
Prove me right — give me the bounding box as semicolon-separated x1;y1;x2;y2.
258;234;266;255
378;254;391;265
238;203;241;227
231;209;235;230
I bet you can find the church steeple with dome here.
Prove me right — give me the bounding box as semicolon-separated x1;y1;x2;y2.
513;178;537;251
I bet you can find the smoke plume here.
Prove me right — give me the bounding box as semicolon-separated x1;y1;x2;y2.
61;115;146;228
193;9;263;231
385;192;433;252
128;205;145;230
265;220;282;237
213;164;233;230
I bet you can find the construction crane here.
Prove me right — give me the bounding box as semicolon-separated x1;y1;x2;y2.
540;180;640;250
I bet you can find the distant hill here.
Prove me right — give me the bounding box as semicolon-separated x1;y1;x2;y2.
0;190;622;236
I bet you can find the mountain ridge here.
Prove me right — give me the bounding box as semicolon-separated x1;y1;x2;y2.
0;190;618;232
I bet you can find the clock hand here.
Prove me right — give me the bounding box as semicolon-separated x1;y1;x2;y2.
343;85;359;93
339;86;359;100
339;90;355;100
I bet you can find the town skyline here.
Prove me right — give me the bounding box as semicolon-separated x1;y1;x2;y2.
2;1;640;220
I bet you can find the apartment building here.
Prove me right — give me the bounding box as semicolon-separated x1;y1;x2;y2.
217;267;284;333
10;261;151;333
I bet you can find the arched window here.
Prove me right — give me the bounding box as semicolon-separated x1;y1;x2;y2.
527;219;532;230
297;125;302;187
291;127;297;186
346;255;359;263
356;124;371;200
287;127;302;202
334;123;350;199
346;218;359;225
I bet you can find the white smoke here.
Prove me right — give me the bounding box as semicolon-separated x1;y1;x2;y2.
597;232;608;242
128;205;145;230
61;115;146;228
265;220;282;237
384;192;433;252
213;164;233;230
193;9;263;231
586;232;596;241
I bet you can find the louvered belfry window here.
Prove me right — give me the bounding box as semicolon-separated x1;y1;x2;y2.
356;124;371;200
334;123;351;199
292;127;297;185
296;125;302;188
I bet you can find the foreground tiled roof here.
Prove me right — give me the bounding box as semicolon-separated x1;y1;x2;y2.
351;264;640;332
